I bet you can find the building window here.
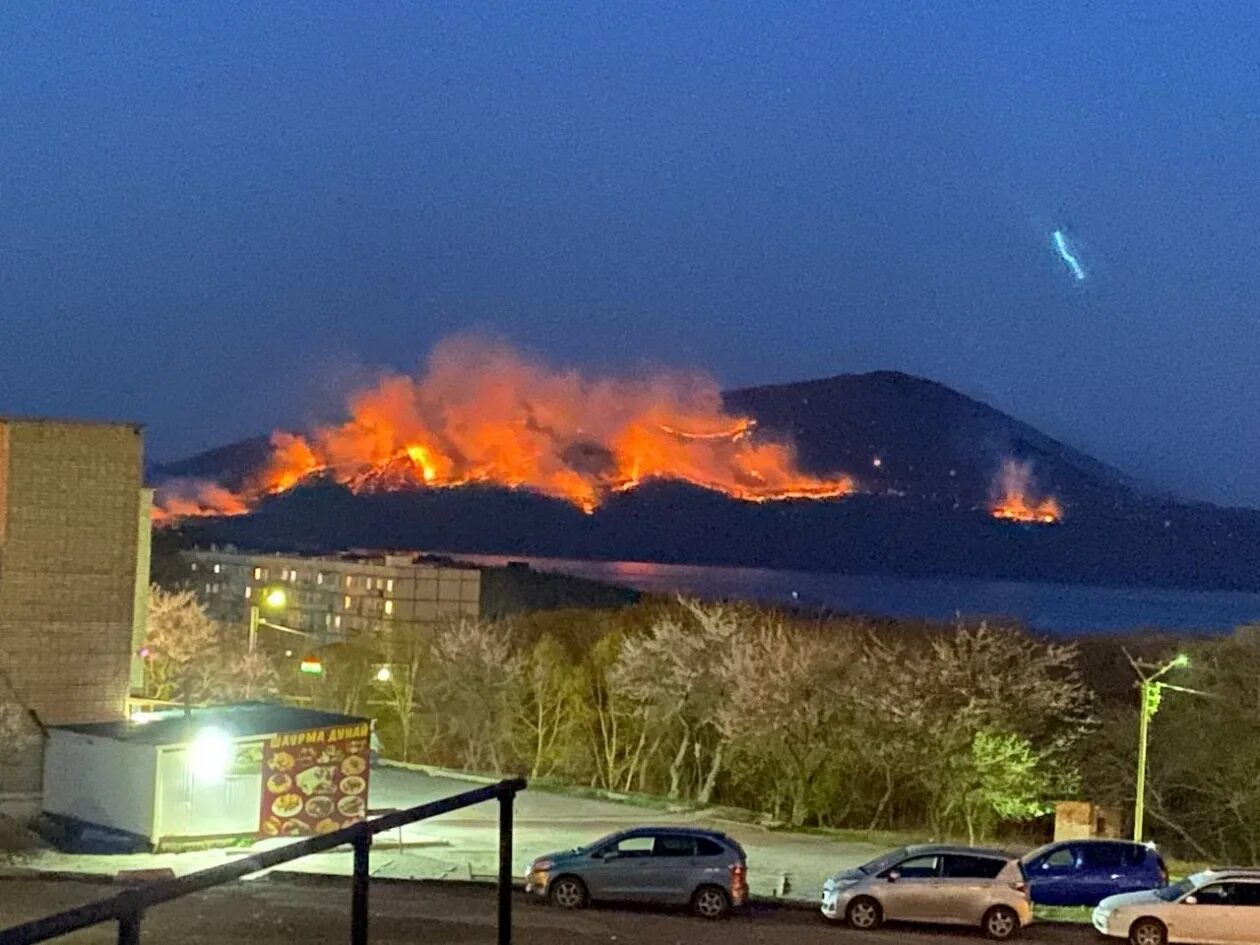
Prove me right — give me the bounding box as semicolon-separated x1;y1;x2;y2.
343;595;352;609
386;578;394;593
317;572;324;584
191;562;198;572
345;575;353;588
384;600;394;616
253;567;262;580
334;615;342;629
245;587;252;599
213;563;221;574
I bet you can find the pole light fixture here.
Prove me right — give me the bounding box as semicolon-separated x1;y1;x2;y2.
1126;650;1202;842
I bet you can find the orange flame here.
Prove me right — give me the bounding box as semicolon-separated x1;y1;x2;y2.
155;336;855;522
151;480;250;524
989;459;1062;524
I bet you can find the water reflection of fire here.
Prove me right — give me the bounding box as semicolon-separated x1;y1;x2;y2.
154;336;855;523
989;459;1062;525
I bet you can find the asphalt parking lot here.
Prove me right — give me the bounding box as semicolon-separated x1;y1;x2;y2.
0;876;1100;945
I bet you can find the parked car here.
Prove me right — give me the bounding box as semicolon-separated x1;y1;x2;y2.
1019;840;1168;907
1092;868;1260;944
820;844;1031;940
524;826;748;919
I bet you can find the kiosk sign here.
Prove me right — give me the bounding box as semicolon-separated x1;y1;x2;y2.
259;722;371;837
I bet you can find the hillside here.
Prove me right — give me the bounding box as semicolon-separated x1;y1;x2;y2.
153;369;1260;591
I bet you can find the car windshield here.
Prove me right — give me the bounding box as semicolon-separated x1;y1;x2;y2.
859;847;910;875
1155;878;1196;902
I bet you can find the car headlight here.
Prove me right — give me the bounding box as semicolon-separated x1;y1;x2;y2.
531;860;554;871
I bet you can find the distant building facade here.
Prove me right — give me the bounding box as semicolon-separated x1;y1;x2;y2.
183;549;481;644
0;417;148;795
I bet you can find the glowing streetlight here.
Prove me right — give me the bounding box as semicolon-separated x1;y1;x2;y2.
374;665;392;683
1127;650;1198;842
248;584;289;652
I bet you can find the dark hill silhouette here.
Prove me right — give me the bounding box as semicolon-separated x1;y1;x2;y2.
722;371;1141;513
153;370;1260;591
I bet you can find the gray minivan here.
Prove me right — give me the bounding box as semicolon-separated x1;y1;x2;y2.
525;826;748;919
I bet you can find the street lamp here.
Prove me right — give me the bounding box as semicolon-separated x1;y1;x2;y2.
1127;650;1196;842
248;585;288;652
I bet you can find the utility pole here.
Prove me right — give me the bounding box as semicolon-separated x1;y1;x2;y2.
1126;650;1200;842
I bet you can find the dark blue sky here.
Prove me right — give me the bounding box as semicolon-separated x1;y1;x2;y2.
3;2;1258;504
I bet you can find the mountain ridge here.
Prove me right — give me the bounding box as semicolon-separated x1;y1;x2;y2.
152;368;1260;591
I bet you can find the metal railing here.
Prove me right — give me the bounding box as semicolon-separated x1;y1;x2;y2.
1;777;527;945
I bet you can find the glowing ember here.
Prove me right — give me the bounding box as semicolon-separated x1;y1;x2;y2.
155;336;855;522
989;459;1062;524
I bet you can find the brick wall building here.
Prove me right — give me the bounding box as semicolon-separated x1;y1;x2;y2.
0;417;147;794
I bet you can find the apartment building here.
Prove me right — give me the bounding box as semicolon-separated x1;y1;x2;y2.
0;417;148;795
183;549;480;645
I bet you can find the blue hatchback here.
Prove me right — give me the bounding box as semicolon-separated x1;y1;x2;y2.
1019;840;1168;907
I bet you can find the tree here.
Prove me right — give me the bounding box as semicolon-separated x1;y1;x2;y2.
611;600;738;802
379;621;429;763
945;731;1057;844
143;585;223;704
514;634;585;780
718;616;856;826
413;616;519;773
582;630;651;791
213;650;281;702
1129;627;1260;864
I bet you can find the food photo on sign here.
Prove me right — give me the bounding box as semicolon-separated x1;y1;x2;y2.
259;722;371;838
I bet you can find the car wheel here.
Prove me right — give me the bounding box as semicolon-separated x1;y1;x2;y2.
1128;918;1168;945
983;906;1021;941
692;885;731;920
846;896;883;930
548;876;589;910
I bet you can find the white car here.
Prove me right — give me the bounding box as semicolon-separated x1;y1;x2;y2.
1092;868;1260;944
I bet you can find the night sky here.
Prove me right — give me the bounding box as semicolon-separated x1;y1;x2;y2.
2;3;1258;505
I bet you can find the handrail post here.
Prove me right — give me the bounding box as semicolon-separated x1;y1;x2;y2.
497;786;515;945
351;832;371;945
117;911;141;945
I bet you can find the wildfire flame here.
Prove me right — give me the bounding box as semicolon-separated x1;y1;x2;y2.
153;336;855;522
989;459;1062;525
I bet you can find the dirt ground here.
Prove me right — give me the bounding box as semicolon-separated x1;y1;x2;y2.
0;875;1099;945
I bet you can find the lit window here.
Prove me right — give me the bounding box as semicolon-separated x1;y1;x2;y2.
346;575;353;588
213;563;221;574
317;573;324;584
334;615;342;629
384;600;394;615
253;567;262;580
244;587;252;599
344;595;352;609
205;583;212;593
191;562;199;572
386;578;394;592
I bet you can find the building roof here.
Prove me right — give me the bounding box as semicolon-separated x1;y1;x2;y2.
52;702;368;746
0;413;143;431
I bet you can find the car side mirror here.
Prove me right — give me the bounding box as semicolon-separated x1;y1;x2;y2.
886;871;900;883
